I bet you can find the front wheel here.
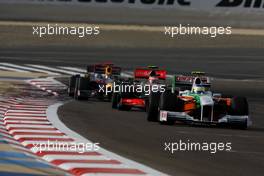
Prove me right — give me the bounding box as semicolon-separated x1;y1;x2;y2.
159;90;179;125
118;105;132;111
228;96;249;129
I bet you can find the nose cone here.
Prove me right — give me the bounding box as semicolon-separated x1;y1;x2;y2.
200;95;214;106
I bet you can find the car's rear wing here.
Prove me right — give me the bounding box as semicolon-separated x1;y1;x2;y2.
134;69;166;80
172;75;211;91
87;64;121;75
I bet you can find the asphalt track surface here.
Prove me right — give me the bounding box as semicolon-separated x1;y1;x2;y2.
0;3;263;175
0;47;264;79
0;47;263;176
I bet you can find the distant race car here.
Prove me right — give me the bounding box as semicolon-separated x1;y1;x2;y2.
68;63;121;101
112;66;166;111
147;73;251;129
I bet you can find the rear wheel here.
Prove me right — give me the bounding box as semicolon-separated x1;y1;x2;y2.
116;92;134;111
144;99;149;112
229;96;249;129
112;93;119;109
229;96;248;116
74;78;80;100
159;90;179;111
159;90;179;125
118;105;132;111
69;75;79;97
68;88;74;97
106;92;113;102
147;92;161;122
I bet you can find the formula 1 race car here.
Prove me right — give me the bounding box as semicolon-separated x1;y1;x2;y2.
147;73;251;129
69;63;121;101
112;66;166;111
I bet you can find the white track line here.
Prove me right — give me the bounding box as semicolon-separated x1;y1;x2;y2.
28;64;83;76
6;124;55;129
121;71;133;78
0;126;6;129
0;132;13;138
4;117;48;121
0;65;29;73
7;110;46;113
5;121;51;125
47;103;167;176
1;138;22;145
82;174;148;176
9;129;61;134
58;66;86;73
0;63;59;75
44;155;108;162
13;135;70;140
5;113;46;116
60;163;130;170
4;116;47;120
11;106;48;108
31;147;94;153
21;140;72;146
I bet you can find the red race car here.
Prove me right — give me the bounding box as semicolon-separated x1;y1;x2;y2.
112;66;166;111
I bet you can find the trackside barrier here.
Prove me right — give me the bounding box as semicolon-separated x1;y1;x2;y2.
1;0;264;12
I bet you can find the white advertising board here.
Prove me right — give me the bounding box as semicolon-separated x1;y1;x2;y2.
1;0;263;12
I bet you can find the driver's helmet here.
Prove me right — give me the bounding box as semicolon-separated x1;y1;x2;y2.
105;77;113;84
149;71;159;84
192;77;207;94
94;73;103;80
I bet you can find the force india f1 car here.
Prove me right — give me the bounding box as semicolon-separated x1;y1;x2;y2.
147;73;251;129
68;63;121;101
112;66;166;111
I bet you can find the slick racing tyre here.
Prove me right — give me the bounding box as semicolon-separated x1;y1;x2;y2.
112;93;132;111
116;92;134;111
107;92;113;102
229;96;249;129
159;90;179;111
68;88;74;97
118;105;132;111
74;78;80;100
112;93;119;109
159;90;178;125
147;92;161;122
